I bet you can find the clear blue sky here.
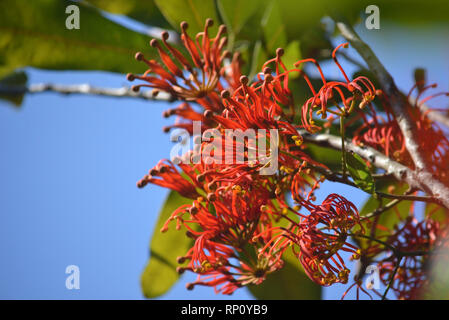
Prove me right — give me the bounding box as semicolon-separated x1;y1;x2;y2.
0;20;447;299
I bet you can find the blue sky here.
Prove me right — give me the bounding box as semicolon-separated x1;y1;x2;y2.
0;20;448;299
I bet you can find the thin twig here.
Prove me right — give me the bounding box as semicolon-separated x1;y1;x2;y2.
0;83;173;101
375;192;439;204
382;256;402;300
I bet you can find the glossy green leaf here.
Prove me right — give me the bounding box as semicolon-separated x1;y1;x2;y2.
141;191;193;298
0;0;151;75
303;144;342;173
86;0;170;28
248;250;321;300
346;152;375;194
0;70;27;107
282;40;301;78
154;0;219;35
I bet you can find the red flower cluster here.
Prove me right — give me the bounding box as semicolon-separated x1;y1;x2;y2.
297;43;379;133
353;81;449;184
377;217;446;300
258;194;363;286
131;18;449;298
127;19;242;134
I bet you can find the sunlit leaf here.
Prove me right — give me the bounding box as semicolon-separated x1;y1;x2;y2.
423;239;449;299
154;0;219;35
425;203;448;226
346;152;375;194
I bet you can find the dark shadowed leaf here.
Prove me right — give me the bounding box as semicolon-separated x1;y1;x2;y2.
141;191;193;298
248;250;321;300
0;0;152;75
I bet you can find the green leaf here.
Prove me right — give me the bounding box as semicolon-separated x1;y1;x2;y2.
371;0;449;25
262;0;287;53
141;191;193;298
154;0;219;35
346;152;375;194
277;0;361;41
425;202;448;226
303;144;342;173
0;70;28;107
282;40;301;77
248;250;321;300
357;182;412;254
86;0;170;28
216;0;259;36
0;0;151;75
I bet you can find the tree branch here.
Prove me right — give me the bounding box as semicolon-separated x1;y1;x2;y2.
299;129;449;209
0;83;173;101
333;20;449;209
334;21;427;172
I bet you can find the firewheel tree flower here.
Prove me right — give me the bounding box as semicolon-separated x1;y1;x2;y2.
132;19;449;299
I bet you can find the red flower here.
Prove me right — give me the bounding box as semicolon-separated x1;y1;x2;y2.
127;19;243;134
169;181;286;294
137;159;203;199
377;218;445;300
259;194;362;286
297;43;378;132
353;82;449;184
